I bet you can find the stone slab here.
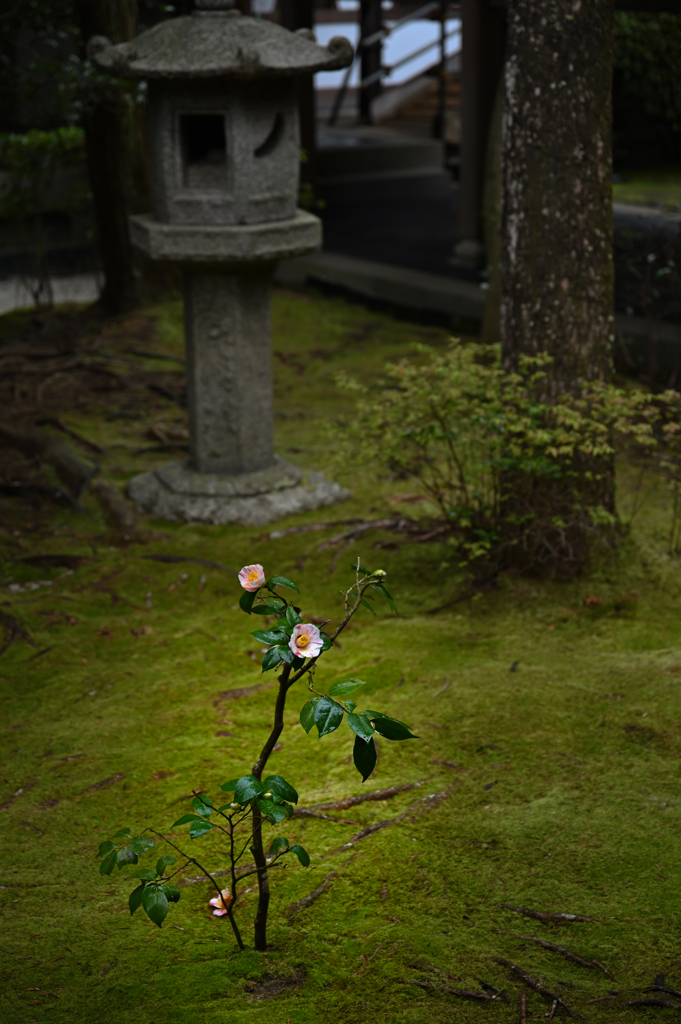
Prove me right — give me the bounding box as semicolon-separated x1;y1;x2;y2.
127;458;351;526
129;209;321;264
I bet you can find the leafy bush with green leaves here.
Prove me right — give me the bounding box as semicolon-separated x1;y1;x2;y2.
335;341;681;572
95;561;414;951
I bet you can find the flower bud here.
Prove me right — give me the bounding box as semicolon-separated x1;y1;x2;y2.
372;569;387;577
263;791;273;799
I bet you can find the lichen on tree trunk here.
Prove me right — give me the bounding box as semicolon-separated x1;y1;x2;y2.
500;0;616;573
502;0;614;393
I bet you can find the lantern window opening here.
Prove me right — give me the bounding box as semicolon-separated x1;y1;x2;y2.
180;112;228;190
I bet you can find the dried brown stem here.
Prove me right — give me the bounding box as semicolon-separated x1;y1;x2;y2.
286;872;338;920
494;959;583;1018
502;931;613;978
498;904;600;924
303;782;428;812
327;790;450;856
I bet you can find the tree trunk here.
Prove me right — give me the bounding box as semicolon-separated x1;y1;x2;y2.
499;0;616;574
77;0;145;315
501;0;614;396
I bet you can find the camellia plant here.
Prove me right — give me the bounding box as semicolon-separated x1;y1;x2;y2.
95;560;417;951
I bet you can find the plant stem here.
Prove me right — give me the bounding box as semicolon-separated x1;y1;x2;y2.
250;663;292;951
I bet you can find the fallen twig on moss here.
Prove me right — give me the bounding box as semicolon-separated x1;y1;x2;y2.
327;790;449;856
493;958;583;1018
0;609;36;657
306;781;428;813
259;519;365;541
626;998;681;1009
395;979;505;1001
501;932;613;978
293;808;359;825
645;985;681;1000
498;904;600;924
519;991;527;1024
143;554;236;573
286;872;338;920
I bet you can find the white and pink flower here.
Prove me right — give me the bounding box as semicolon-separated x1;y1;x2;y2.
288;622;323;659
208;888;233;917
238;563;265;592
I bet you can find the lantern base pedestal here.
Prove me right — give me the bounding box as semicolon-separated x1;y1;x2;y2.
126;457;351;526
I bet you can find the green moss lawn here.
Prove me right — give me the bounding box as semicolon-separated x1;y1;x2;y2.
2;289;681;1023
613;166;681;210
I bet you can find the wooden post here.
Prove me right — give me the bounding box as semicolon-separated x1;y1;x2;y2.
452;0;506;267
360;0;383;123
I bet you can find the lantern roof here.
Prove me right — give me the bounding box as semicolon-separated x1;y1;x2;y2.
88;1;353;80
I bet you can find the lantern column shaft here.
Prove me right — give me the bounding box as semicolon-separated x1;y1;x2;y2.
184;269;274;476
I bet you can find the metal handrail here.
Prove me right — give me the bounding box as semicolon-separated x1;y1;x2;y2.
362;0;440;48
327;0;458;127
361;26;458;87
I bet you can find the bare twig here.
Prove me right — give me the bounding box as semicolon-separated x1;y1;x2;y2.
493;959;584;1018
327;790;449;856
498;904;600;925
502;932;613;978
304;781;428;813
519;991;527;1024
293;809;359;825
286;872;338;920
626;998;681;1009
142;554;236;574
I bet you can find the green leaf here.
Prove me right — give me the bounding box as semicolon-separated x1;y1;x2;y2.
266;575;299;592
328;677;366;697
359;596;377;615
116;846;139;868
347;711;375;743
171;813;202;828
370;716;419;741
349;564;371;575
156;855;175;876
345;700;357;713
234;775;264;804
161;884;181;904
250;628;289;645
315;695;344;738
353;734;377;782
189;819;213;839
261;646;283;673
239;589;257;614
372;582;398;614
252;601;286;616
216;803;234;813
263;774;299;804
285;605;302;628
219;778;240;793
256;797;288;823
192;795;213;817
320;633;333;652
278;644;294;665
289;844;310;867
269;836;289;855
129;882;145;915
300;697;320;733
130;835;155;856
99;849;118;876
127;869;157;881
97;840;115;858
142;886;169;928
112;828;131;839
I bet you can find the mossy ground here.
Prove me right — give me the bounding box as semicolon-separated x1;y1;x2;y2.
612;165;681;209
1;289;681;1024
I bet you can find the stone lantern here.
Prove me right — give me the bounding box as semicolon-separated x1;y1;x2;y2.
89;0;353;525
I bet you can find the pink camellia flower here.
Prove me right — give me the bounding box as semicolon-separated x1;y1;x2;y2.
289;622;323;659
208;888;233;917
238;563;265;592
